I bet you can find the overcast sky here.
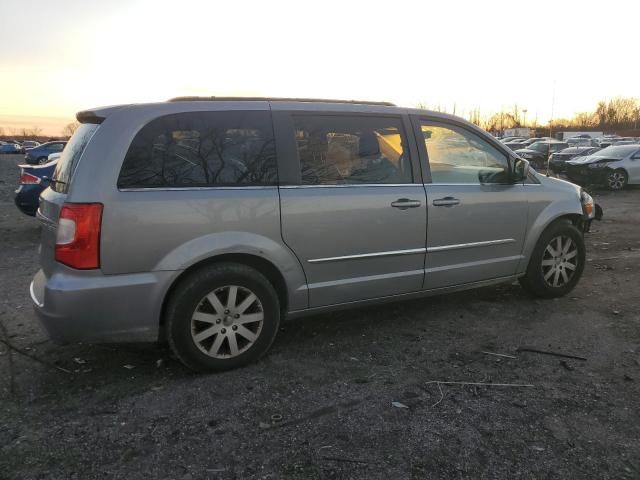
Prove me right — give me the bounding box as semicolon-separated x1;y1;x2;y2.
1;0;638;133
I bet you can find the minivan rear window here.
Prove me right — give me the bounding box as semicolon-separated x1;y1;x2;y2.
117;111;277;188
52;123;99;193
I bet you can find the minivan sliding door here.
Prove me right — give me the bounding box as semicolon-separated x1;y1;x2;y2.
274;111;427;308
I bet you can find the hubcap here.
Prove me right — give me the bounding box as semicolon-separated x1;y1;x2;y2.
541;235;578;288
190;285;264;358
608;172;625;190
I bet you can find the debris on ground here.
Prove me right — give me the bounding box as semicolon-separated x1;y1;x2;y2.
391;401;409;409
516;347;587;361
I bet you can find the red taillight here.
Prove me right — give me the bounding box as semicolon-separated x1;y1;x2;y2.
20;171;41;185
55;203;103;269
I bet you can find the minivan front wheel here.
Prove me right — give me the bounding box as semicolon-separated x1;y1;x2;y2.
166;263;280;372
519;220;585;298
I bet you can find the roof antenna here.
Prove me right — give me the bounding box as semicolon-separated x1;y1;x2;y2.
546;80;556;177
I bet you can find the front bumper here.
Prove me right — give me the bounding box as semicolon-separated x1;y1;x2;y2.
31;267;177;344
565;165;610;186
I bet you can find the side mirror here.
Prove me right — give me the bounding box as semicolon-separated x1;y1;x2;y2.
511;157;529;182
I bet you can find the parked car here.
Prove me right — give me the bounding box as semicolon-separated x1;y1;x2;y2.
0;141;23;154
519;137;543;147
566;137;597;147
31;98;598;372
549;147;601;174
566;145;640;190
14;153;60;216
22;140;41;149
515;141;570;169
23;141;66;164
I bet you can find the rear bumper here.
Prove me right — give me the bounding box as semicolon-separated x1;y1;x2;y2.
31;267;177;343
14;185;42;216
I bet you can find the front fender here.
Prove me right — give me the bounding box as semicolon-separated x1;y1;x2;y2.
519;181;583;272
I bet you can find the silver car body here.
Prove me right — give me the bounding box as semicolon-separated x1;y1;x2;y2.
567;145;640;184
31;100;587;343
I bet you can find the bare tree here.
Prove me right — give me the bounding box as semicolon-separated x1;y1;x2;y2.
62;121;80;137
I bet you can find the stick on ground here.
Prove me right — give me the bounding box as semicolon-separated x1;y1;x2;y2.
0;338;73;374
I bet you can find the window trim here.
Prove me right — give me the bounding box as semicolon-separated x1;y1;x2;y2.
116;110;279;190
412;116;515;186
273;111;422;186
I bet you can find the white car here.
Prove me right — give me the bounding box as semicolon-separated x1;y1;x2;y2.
566;145;640;190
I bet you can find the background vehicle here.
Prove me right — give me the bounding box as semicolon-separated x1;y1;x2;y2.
549;146;601;174
566;145;640;190
32;99;596;372
14;153;60;216
21;140;41;149
515;141;569;169
566;137;598;147
23;141;66;164
0;141;23;154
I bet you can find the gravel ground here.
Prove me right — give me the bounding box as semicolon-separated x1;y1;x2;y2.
0;153;639;479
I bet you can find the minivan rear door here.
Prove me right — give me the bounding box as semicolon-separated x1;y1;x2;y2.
413;117;529;290
274;109;427;308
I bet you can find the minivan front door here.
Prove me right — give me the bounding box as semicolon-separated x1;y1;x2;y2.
275;112;426;308
414;119;529;290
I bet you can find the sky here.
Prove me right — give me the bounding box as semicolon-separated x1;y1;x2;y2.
0;0;638;135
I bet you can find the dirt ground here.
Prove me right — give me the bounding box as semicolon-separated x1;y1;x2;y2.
0;153;638;480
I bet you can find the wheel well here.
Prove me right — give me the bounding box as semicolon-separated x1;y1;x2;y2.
159;254;289;330
550;213;584;231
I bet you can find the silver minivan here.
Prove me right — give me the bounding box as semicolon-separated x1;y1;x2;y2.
32;98;597;371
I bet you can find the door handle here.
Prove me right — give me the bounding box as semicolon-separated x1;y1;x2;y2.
391;198;422;209
432;196;460;207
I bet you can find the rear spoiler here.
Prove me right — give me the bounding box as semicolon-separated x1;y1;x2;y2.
75;104;131;124
76;110;105;124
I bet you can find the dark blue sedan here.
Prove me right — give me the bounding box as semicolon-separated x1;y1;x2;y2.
23;141;66;164
0;141;22;154
15;155;59;216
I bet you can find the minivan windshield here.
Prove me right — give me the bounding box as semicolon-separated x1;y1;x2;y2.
51;123;99;193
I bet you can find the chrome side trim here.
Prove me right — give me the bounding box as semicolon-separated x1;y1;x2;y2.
119;186;277;192
427;238;515;253
308;247;426;264
279;183;417;189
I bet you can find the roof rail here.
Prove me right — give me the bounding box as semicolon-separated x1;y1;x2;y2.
167;96;396;107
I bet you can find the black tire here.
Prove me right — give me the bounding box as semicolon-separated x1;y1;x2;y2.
165;263;280;372
606;169;627;191
519;219;585;298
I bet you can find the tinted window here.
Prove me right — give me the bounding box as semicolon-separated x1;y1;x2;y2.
118;111;277;188
291;115;412;185
52;124;98;193
420;122;509;184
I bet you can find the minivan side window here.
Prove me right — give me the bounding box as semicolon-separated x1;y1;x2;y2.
118;111;277;188
291;115;412;185
420;122;510;184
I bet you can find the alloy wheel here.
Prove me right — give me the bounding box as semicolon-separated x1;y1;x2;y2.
190;285;264;358
607;171;626;190
541;235;579;288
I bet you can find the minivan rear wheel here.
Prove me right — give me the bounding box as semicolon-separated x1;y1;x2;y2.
519;220;585;298
165;263;280;372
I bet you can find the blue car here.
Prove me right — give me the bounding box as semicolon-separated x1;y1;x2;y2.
14;155;59;216
23;141;66;164
0;141;22;154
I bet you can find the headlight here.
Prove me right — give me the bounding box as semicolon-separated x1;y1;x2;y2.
580;190;595;218
588;162;610;169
